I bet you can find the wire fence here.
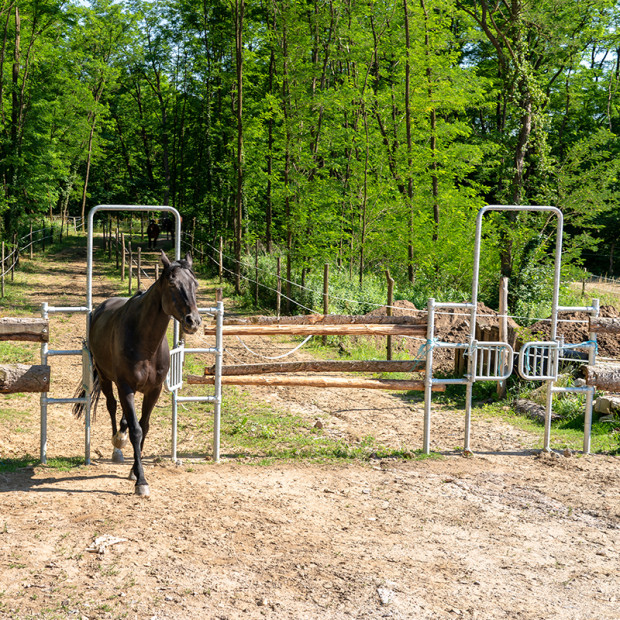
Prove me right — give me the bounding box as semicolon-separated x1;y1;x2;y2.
192;236;600;327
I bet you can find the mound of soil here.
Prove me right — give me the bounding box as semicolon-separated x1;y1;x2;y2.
360;301;521;374
526;305;620;359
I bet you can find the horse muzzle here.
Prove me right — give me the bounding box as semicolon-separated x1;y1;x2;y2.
181;312;202;335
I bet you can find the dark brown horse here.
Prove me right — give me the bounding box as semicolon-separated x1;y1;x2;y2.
146;219;160;249
77;250;201;496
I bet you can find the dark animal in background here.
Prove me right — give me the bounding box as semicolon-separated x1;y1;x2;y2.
74;251;201;496
160;215;174;242
146;219;160;249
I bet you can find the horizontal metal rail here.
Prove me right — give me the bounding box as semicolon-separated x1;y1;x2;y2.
177;395;218;403
46;306;89;314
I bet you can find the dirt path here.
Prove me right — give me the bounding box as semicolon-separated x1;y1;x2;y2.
0;245;618;620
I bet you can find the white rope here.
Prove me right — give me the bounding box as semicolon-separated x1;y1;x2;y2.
234;334;313;359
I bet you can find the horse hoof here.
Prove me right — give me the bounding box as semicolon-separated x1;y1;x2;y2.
111;448;124;463
112;431;128;450
135;484;150;497
128;471;137;481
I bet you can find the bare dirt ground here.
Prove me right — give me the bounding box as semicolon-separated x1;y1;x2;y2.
0;244;619;620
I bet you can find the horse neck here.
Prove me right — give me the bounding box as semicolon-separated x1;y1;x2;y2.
132;279;172;347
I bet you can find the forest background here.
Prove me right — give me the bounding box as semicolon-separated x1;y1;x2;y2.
1;0;619;317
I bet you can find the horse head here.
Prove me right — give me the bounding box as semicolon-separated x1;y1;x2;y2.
160;250;202;335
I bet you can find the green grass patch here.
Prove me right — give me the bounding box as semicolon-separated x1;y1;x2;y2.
473;400;619;454
0;341;38;364
0;455;85;473
174;385;431;463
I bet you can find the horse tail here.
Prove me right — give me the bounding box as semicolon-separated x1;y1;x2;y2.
72;367;101;421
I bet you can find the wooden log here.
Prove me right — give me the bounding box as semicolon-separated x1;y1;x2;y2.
219;313;424;326
188;374;444;391
0;364;50;393
514;399;560;424
204;359;425;376
588;317;620;334
0;318;49;342
584;363;620;390
204;323;428;337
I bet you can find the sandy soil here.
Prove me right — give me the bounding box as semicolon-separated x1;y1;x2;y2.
0;245;618;620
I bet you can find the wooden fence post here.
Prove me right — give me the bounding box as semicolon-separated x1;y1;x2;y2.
11;234;16;281
497;276;509;399
386;270;394;361
276;256;282;317
121;233;126;281
29;223;33;259
323;263;329;345
115;223;119;268
255;240;259;306
286;253;291;314
137;246;142;291
219;236;223;283
128;242;133;294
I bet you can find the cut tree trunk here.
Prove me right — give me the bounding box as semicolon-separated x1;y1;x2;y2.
584;363;620;391
588;317;620;334
204;324;428;337
219;314;424;326
0;318;49;342
189;374;444;392
205;359;425;376
0;364;50;393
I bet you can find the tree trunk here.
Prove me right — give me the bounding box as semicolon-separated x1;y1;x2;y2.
233;0;245;294
190;374;444;392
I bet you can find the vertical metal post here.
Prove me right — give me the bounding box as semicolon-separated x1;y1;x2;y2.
497;277;508;399
172;385;178;463
213;300;224;462
463;382;473;454
423;298;435;454
40;302;49;464
583;298;599;454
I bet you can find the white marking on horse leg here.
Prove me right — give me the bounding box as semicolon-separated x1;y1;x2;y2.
112;430;128;449
135;484;150;497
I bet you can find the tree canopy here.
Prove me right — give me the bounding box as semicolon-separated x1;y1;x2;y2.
1;0;618;303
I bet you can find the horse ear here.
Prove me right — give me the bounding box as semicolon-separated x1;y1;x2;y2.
160;250;171;269
185;252;193;269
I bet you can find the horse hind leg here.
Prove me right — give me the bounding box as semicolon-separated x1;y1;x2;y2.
100;377;127;463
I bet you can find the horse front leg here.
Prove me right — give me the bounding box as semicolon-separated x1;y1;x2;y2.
117;384;150;497
140;385;162;451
